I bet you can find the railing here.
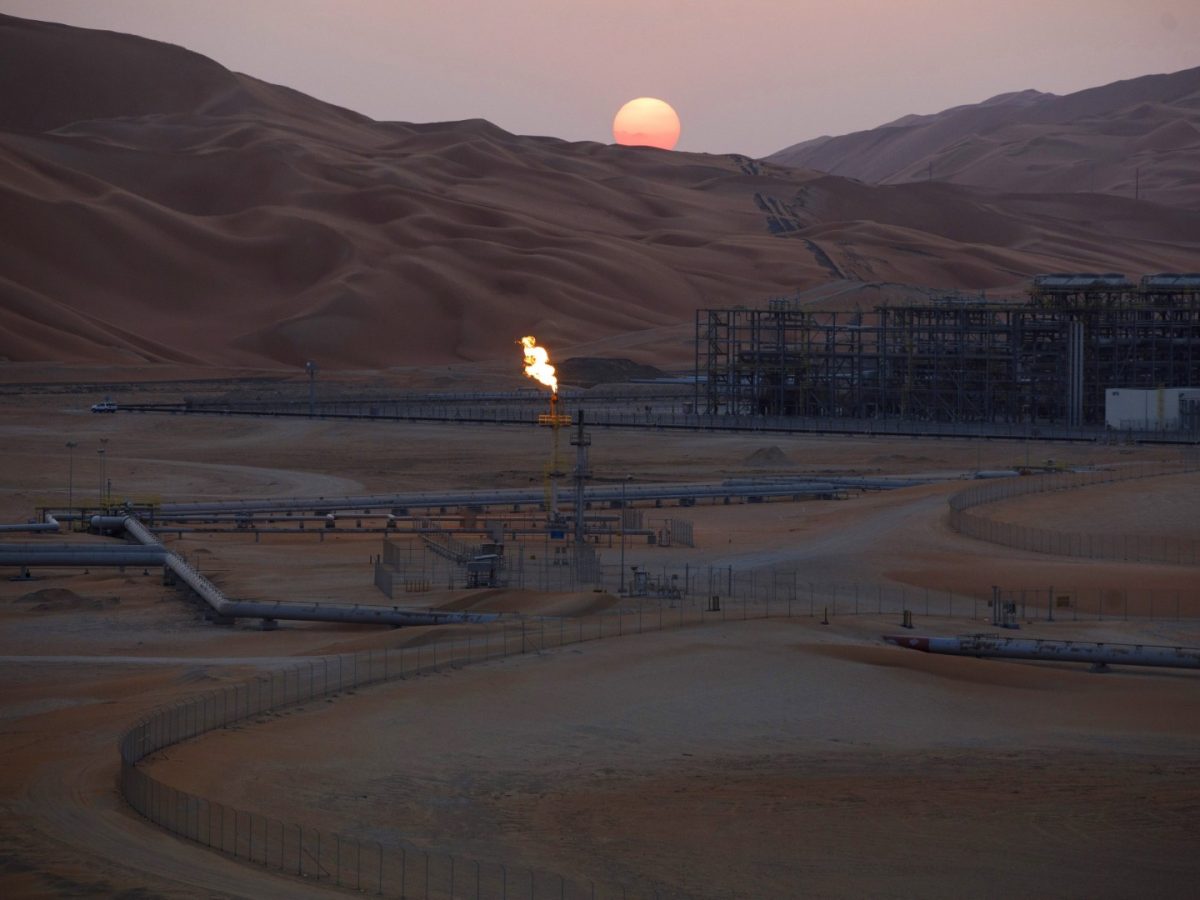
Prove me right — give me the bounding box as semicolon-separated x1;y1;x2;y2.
119;400;1200;445
948;461;1200;565
119;581;1200;898
121;612;734;899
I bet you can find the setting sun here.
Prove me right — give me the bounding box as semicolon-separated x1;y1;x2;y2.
612;97;681;150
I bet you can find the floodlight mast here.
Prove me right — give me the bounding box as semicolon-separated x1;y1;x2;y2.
305;360;319;417
570;410;591;543
65;441;77;520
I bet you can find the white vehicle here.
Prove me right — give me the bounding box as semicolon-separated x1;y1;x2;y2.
90;399;118;413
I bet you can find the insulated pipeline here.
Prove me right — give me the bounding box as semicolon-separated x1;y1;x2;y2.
88;515;499;628
0;514;60;533
883;634;1200;669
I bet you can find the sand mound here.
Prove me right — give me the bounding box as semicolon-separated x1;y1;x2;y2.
2;16;1198;369
556;357;667;387
438;589;618;617
743;445;792;467
769;66;1200;208
15;587;118;612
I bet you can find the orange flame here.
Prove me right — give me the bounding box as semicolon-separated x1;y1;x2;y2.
520;335;557;394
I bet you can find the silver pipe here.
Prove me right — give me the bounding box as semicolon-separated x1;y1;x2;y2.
156;477;928;516
883;634;1200;669
0;542;161;553
0;514;60;533
98;515;499;628
91;515;134;532
0;548;168;567
221;600;499;627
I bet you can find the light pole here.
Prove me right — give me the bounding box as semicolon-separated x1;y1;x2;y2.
65;441;77;524
97;438;109;510
305;360;319;417
618;475;631;594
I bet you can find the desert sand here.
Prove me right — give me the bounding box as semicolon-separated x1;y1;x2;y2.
1;379;1197;898
4;15;1200;369
769;67;1200;207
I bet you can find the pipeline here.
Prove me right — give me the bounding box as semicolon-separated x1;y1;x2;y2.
152;476;930;517
883;634;1200;670
0;543;168;568
0;514;60;533
89;515;498;628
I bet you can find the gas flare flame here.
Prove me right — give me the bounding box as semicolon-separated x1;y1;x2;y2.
520;335;558;394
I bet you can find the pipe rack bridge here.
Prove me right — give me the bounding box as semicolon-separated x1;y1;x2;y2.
0;514;60;534
883;634;1200;670
3;516;498;630
147;476;928;518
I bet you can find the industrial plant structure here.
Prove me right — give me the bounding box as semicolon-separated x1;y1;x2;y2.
696;274;1200;428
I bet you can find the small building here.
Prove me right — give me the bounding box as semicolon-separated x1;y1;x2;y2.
1105;387;1200;431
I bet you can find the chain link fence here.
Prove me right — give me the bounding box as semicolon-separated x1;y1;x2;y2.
995;586;1198;621
948;460;1200;565
122;613;728;899
120;579;1200;898
127;398;1200;444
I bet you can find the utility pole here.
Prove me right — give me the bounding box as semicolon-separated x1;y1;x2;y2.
618;475;631;594
305;360;319;417
66;441;77;524
97;445;106;510
100;437;111;506
570;411;590;544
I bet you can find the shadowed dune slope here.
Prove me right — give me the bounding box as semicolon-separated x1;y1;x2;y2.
769;67;1200;208
2;14;1199;368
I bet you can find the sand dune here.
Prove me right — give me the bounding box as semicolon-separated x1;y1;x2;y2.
769;67;1200;207
2;15;1199;369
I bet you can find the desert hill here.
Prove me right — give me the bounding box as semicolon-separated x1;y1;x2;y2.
2;14;1198;369
768;67;1200;207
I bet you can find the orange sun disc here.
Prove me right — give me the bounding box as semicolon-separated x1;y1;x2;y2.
613;97;680;151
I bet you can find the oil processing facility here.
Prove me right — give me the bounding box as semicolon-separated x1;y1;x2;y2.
696;274;1200;429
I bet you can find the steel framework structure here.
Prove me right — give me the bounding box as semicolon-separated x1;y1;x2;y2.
696;276;1200;425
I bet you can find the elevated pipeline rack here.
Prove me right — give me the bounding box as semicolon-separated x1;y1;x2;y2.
0;542;167;568
114;400;1200;444
3;515;499;630
0;514;61;534
130;476;925;519
883;633;1200;670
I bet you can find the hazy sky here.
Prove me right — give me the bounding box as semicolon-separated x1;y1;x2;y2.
4;1;1198;156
